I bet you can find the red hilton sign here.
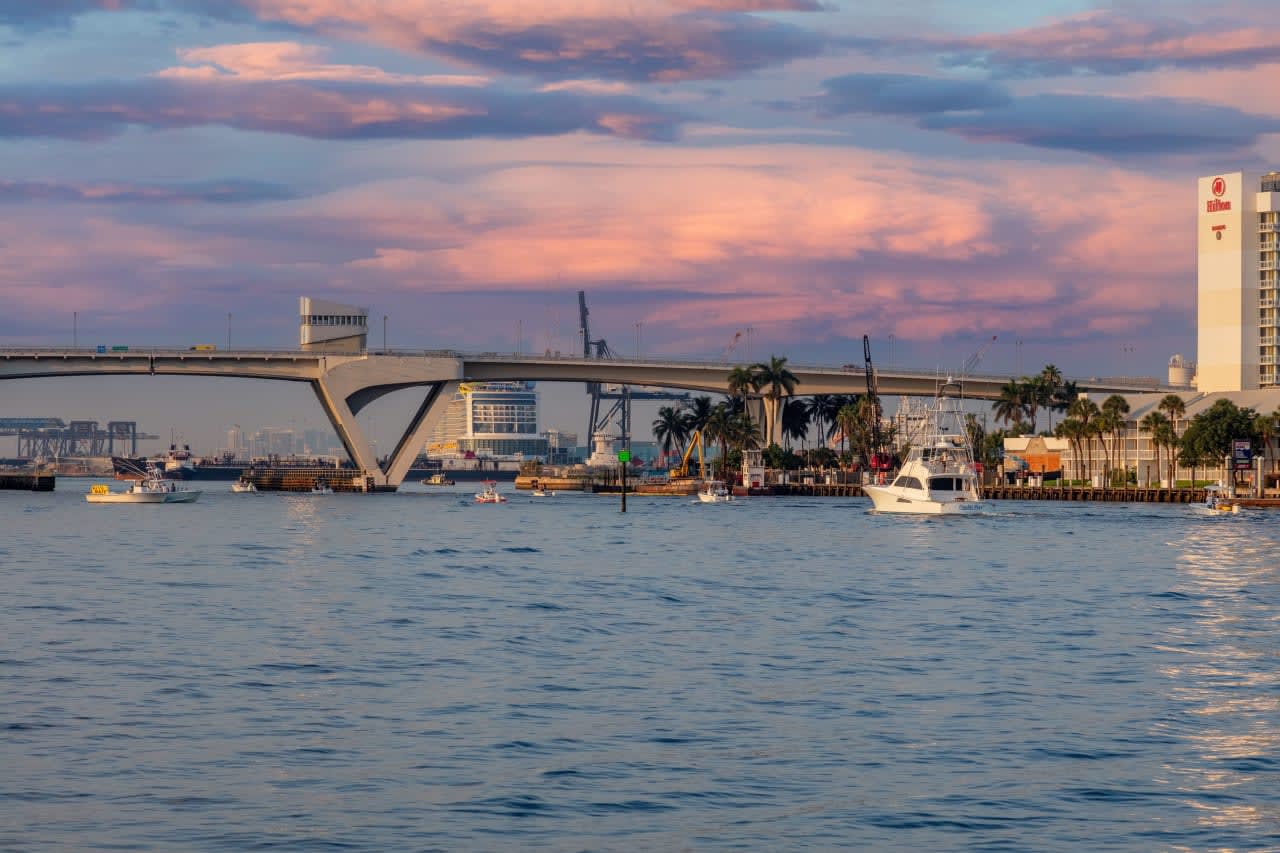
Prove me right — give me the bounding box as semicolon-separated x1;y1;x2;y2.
1207;176;1231;212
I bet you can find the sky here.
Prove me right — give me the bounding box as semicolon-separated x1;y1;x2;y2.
2;0;1279;455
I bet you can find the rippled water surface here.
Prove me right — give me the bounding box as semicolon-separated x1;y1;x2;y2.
4;483;1279;851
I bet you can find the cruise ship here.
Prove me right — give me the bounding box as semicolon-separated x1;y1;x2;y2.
424;381;548;473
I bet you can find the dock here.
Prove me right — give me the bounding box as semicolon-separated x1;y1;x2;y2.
0;470;55;491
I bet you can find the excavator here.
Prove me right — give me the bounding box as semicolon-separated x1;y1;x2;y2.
669;430;707;480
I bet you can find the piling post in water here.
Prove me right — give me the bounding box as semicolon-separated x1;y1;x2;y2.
618;449;630;512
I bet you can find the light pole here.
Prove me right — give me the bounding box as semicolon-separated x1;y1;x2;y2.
383;314;388;353
888;333;894;366
73;311;78;349
746;326;754;363
226;313;231;350
635;321;642;358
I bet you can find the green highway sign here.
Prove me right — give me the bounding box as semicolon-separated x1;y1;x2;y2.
617;450;631;462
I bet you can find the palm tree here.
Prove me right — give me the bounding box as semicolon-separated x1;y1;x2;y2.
1067;396;1100;483
1253;407;1280;481
683;395;715;435
1158;394;1186;434
1055;418;1085;483
726;365;758;422
1034;365;1063;431
781;398;810;451
993;380;1026;430
750;355;799;447
806;395;838;448
1052;379;1079;419
834;400;860;461
1139;410;1170;486
652;406;689;467
1100;395;1131;484
1156;420;1178;488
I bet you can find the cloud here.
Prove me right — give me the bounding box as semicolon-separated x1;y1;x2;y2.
920;93;1280;157
802;72;1280;158
816;73;1011;116
0;78;684;141
0;140;1197;369
160;42;489;87
0;179;298;204
236;0;827;82
0;0;243;30
938;10;1280;78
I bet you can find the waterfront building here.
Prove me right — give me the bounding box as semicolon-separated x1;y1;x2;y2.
426;382;549;459
1197;171;1280;392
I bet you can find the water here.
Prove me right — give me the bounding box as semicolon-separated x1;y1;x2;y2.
3;484;1279;851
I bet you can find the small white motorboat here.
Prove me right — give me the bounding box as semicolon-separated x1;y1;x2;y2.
86;465;201;504
475;481;507;503
698;480;734;503
1199;486;1240;515
310;478;334;495
231;478;257;493
530;479;554;497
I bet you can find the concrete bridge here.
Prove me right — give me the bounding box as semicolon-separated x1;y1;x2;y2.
0;347;1173;490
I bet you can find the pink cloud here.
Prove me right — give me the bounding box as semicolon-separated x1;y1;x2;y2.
945;9;1280;76
159;42;489;87
239;0;824;81
0;138;1195;359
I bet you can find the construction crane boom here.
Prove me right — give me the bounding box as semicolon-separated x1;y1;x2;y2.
962;335;997;376
863;335;892;473
720;331;742;363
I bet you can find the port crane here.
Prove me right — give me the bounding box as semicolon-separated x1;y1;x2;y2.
577;290;688;453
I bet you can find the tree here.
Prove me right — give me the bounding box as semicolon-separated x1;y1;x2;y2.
1253;407;1280;480
993;380;1027;430
1100;395;1131;485
652;406;689;467
1155;419;1178;488
1066;396;1100;483
682;395;715;435
1030;365;1063;432
1156;394;1187;486
1055;418;1085;483
726;365;757;402
806;395;840;447
781;398;810;451
834;401;862;465
1182;398;1260;487
1158;394;1187;426
1139;410;1170;486
750;355;799;447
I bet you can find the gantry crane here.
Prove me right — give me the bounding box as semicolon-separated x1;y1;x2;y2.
577;290;688;452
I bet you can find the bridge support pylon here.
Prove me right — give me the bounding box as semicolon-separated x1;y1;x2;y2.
308;356;462;491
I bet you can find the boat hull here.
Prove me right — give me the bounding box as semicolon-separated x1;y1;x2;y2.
86;490;201;504
863;484;983;515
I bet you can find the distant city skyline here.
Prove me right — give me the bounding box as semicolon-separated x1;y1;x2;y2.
4;0;1278;449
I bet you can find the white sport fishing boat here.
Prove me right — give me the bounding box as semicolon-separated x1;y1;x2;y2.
86;464;202;504
862;378;983;515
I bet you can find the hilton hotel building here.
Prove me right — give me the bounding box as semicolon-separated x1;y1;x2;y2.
1198;171;1280;392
